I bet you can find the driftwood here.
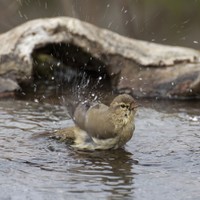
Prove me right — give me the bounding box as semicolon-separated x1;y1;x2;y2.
0;17;200;99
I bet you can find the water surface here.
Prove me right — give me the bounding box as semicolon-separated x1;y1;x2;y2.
0;99;199;200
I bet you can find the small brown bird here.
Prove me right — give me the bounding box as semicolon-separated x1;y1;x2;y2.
54;94;138;150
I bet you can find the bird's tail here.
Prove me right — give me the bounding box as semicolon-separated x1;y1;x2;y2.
53;126;77;143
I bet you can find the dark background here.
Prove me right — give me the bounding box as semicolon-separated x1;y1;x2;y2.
1;0;200;49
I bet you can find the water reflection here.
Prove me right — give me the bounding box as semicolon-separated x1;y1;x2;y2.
67;149;137;199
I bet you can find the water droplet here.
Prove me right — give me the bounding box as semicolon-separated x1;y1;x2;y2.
108;22;112;28
18;10;23;18
45;2;48;9
181;36;186;41
33;84;37;92
34;99;39;103
107;4;110;8
24;14;28;20
52;76;55;80
193;41;198;44
189;116;198;122
93;95;98;101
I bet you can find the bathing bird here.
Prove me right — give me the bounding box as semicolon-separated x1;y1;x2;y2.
54;94;138;150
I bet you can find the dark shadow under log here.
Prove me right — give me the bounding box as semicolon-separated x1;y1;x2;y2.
17;42;113;105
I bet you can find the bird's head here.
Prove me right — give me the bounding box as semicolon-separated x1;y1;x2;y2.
110;94;138;118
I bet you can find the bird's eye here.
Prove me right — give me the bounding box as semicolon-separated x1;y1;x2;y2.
120;104;126;108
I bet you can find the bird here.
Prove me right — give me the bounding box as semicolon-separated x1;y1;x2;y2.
54;94;138;150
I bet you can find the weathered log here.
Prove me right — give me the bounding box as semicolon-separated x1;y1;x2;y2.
0;17;200;99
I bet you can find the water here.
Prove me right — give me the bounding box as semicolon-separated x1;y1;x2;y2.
0;98;199;200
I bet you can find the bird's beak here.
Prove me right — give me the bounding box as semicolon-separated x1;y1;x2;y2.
130;102;141;110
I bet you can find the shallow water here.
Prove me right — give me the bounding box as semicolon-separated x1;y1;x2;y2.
0;98;199;200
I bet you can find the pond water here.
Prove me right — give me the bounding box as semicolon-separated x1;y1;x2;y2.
0;98;199;200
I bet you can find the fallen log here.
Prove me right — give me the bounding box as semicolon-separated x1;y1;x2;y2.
0;17;200;99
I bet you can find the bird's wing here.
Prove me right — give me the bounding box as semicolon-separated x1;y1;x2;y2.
73;101;95;130
84;104;118;139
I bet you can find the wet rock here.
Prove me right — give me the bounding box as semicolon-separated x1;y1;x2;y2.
0;17;200;98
